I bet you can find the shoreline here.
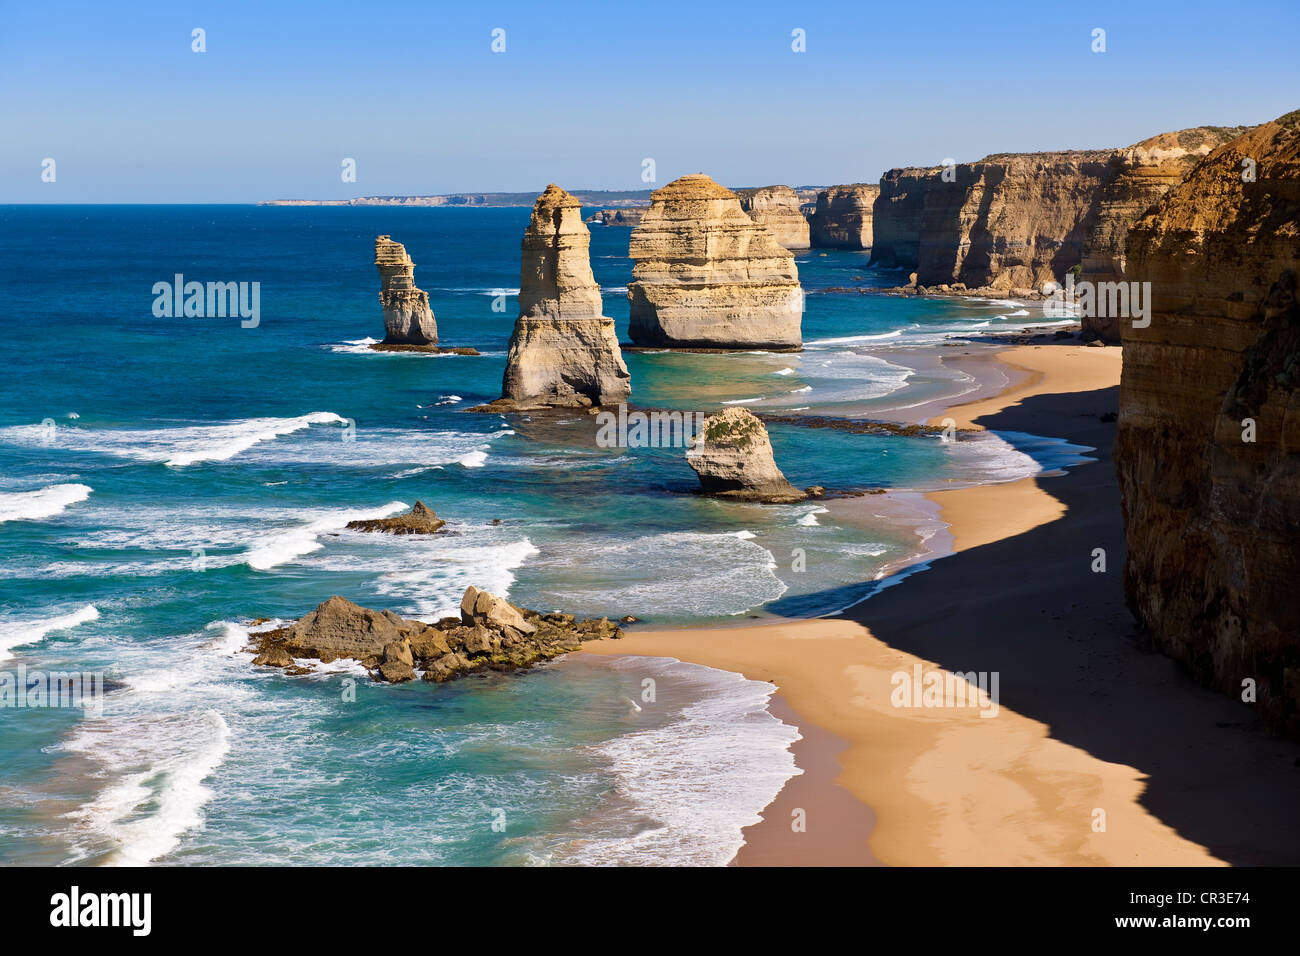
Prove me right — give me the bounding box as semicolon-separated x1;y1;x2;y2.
582;342;1300;866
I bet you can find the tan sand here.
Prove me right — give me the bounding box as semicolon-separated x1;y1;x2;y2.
583;343;1300;866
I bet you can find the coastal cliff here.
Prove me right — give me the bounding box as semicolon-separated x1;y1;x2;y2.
1117;112;1300;737
736;185;811;249
872;152;1114;291
809;184;878;249
586;208;645;227
628;174;803;350
1078;126;1250;342
374;235;438;345
495;185;630;409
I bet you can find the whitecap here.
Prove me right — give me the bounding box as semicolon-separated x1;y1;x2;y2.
0;483;92;524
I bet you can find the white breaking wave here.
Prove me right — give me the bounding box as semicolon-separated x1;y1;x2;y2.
457;450;488;468
0;483;92;523
774;367;795;376
0;604;100;662
532;529;786;619
243;500;408;571
806;329;902;345
0;413;349;467
559;657;800;866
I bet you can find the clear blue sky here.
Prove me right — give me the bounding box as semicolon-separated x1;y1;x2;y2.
3;0;1297;202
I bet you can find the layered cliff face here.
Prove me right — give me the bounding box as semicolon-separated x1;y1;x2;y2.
1079;126;1251;342
736;185;811;249
374;235;438;345
628;174;803;350
871;152;1115;291
1117;112;1300;737
809;184;878;249
499;185;630;409
686;407;806;502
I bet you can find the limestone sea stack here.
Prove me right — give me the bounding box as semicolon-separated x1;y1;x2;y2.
686;407;806;503
809;184;879;249
492;185;629;409
1078;125;1250;342
249;587;624;684
628;174;803;350
736;185;811;249
1117;111;1300;738
374;235;438;345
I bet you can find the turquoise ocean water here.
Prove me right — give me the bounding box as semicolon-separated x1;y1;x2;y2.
0;205;1080;865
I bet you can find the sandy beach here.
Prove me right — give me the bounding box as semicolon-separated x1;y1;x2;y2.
583;343;1300;866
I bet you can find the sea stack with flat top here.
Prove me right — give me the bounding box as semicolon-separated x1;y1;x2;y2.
686;406;807;502
628;174;803;350
374;235;438;345
487;184;630;410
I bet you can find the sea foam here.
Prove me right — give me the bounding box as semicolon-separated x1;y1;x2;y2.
0;483;92;523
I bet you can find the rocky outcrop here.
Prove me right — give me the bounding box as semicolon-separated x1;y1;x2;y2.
374;236;438;345
686;407;807;502
1078;126;1251;342
586;208;645;227
809;184;878;249
1117;112;1300;738
870;127;1254;302
485;185;630;410
871;152;1115;291
736;186;811;249
249;587;624;683
628;174;803;350
345;501;446;535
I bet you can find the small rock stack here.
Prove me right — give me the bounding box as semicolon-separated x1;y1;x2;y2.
374;235;438;345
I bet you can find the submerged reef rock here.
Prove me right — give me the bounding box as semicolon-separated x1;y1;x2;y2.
1117;111;1300;738
249;588;624;684
490;185;630;410
628;174;803;350
686;406;807;503
374;235;438;345
345;500;446;535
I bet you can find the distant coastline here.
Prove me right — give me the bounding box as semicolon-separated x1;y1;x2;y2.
258;186;825;208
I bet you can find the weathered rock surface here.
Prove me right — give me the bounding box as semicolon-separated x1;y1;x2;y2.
249;588;624;683
494;185;630;410
736;185;811;249
686;406;807;502
809;184;878;249
871;151;1115;290
628;174;803;350
1117;111;1300;738
1078;126;1251;342
374;235;438;345
345;500;446;535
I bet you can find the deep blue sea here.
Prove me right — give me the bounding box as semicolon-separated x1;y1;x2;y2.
0;205;1077;865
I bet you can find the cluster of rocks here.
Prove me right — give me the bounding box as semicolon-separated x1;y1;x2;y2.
585;208;646;227
1116;110;1300;738
249;586;624;684
627;174;804;351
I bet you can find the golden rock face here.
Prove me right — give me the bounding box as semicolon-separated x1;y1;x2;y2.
1117;113;1300;738
627;173;803;350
